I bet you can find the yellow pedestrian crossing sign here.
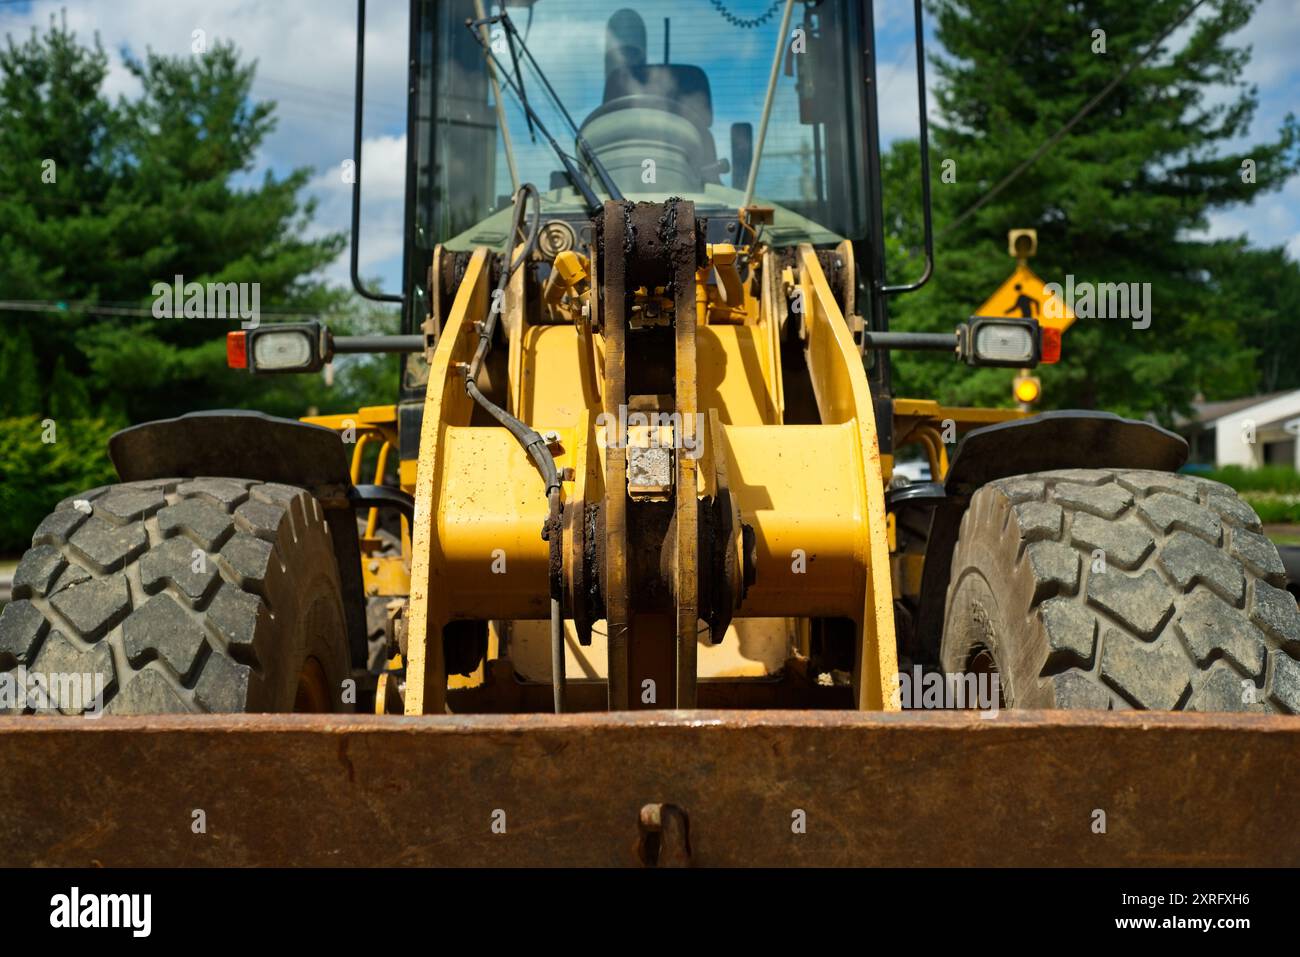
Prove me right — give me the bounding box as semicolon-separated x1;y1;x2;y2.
976;263;1075;332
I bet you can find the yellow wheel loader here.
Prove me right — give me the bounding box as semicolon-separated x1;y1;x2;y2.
2;0;1298;867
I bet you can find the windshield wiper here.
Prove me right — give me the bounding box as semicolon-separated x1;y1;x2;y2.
500;12;535;143
467;12;624;213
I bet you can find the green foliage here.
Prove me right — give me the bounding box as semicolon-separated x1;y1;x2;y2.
1204;464;1300;493
0;417;121;553
1192;465;1300;523
1240;494;1300;524
0;20;404;553
882;0;1300;421
1202;241;1300;393
0;16;358;423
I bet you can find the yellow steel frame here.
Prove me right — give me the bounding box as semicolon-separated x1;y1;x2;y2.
303;231;1039;716
301;405;412;601
887;398;1027;482
373;235;902;714
794;244;897;709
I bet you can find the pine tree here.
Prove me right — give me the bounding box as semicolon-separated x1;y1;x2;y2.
882;0;1299;422
0;15;363;423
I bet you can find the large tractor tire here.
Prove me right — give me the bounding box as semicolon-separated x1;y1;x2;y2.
940;468;1300;712
0;478;352;715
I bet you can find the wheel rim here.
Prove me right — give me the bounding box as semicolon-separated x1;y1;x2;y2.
294;657;332;712
966;643;1008;709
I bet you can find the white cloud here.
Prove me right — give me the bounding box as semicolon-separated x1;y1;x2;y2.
1205;172;1300;256
2;0;409;288
308;133;407;289
1234;0;1300;89
1181;0;1300;254
2;0;1296;288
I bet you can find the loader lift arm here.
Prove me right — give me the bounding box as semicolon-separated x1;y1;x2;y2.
402;199;899;714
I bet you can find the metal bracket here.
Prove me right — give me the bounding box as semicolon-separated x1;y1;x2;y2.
637;803;692;867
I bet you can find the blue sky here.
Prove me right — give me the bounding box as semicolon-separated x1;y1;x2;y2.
1;0;1297;295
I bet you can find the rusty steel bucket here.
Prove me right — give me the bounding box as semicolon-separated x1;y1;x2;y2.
2;710;1296;867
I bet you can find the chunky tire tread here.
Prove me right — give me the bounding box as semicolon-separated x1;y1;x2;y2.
942;468;1300;712
0;478;349;714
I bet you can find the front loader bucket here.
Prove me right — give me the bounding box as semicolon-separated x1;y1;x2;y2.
2;710;1296;866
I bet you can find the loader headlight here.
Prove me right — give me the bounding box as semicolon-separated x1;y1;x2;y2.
247;322;327;374
959;317;1040;368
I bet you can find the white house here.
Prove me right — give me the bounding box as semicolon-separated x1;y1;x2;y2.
1178;390;1300;469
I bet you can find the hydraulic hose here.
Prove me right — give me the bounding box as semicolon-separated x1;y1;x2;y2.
464;378;560;497
547;487;566;714
469;183;541;382
461;184;565;711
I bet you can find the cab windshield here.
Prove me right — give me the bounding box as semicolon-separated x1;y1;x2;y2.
411;0;870;252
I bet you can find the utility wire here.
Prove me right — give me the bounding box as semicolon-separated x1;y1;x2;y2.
878;42;914;97
0;299;391;321
937;0;1209;240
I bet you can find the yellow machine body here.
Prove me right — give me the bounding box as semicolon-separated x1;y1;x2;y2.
308;214;1024;717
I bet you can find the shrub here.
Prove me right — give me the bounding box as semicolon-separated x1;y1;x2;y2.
1205;464;1300;494
0;417;122;554
1240;493;1300;525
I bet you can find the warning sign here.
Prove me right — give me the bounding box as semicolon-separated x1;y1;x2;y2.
975;263;1075;332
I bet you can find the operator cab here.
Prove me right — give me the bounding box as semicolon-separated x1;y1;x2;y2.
402;0;876;313
580;10;727;194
